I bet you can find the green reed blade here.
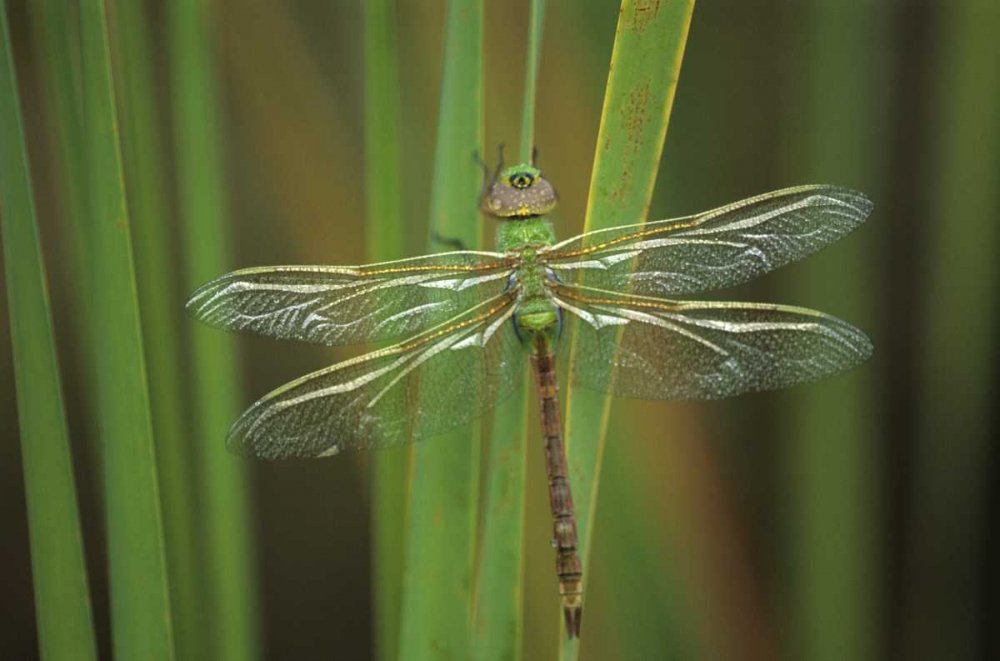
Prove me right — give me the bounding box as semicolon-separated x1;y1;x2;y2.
561;1;694;656
364;1;408;659
906;4;1000;659
167;1;260;659
0;5;98;659
398;1;483;658
777;4;889;661
473;376;529;661
519;0;545;165
472;3;546;659
78;1;174;658
107;1;205;658
28;0;97;421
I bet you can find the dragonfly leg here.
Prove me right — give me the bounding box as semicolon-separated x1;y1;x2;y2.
430;231;467;251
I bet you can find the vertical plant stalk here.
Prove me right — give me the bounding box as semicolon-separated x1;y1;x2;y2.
905;3;1000;660
561;0;694;655
0;5;98;660
779;4;888;661
398;0;483;659
519;0;545;163
471;3;546;658
363;1;408;659
168;1;260;660
78;1;175;659
106;1;205;659
28;0;97;426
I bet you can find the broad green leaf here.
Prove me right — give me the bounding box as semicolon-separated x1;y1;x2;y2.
398;1;484;659
561;1;694;656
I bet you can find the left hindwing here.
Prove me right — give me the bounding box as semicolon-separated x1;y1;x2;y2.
227;289;523;458
553;283;872;401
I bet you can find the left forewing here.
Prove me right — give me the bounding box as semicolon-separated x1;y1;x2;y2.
543;186;872;297
553;284;872;401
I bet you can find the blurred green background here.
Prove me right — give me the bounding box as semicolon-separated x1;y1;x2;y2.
2;1;998;660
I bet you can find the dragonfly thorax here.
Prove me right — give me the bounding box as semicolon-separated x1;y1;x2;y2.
511;257;563;347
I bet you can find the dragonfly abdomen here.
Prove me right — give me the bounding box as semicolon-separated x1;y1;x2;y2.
530;339;583;638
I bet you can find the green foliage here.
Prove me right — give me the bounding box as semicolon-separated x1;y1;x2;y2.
561;1;695;657
364;1;408;659
7;3;996;660
107;2;205;658
78;1;174;658
168;1;259;659
472;5;546;659
779;4;887;661
398;1;484;659
0;5;98;659
907;3;1000;659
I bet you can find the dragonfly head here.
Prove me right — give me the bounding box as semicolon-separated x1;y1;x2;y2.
479;152;558;219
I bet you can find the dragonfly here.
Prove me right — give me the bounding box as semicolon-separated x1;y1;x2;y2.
187;157;873;638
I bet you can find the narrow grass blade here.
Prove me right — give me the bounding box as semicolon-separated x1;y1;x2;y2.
168;1;259;659
471;3;545;659
777;5;889;661
0;6;98;659
473;377;529;661
106;2;205;659
27;1;96;416
363;1;408;659
561;0;694;654
905;4;1000;659
78;1;174;658
519;0;545;164
398;1;483;658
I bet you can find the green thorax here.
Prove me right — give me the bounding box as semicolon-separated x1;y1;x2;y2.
496;215;556;252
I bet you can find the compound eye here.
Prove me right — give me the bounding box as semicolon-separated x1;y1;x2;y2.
508;172;534;189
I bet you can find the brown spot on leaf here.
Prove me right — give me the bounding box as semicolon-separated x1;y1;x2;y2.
630;0;661;33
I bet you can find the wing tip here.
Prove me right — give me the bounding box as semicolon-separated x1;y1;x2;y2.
814;185;874;225
850;325;875;365
184;276;225;321
224;397;343;460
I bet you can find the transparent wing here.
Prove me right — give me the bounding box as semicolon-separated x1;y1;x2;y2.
228;290;524;458
543;186;872;296
186;251;515;346
554;284;872;400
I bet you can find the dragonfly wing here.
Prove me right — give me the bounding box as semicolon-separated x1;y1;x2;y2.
544;186;871;296
554;284;872;400
187;251;514;345
228;291;524;458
